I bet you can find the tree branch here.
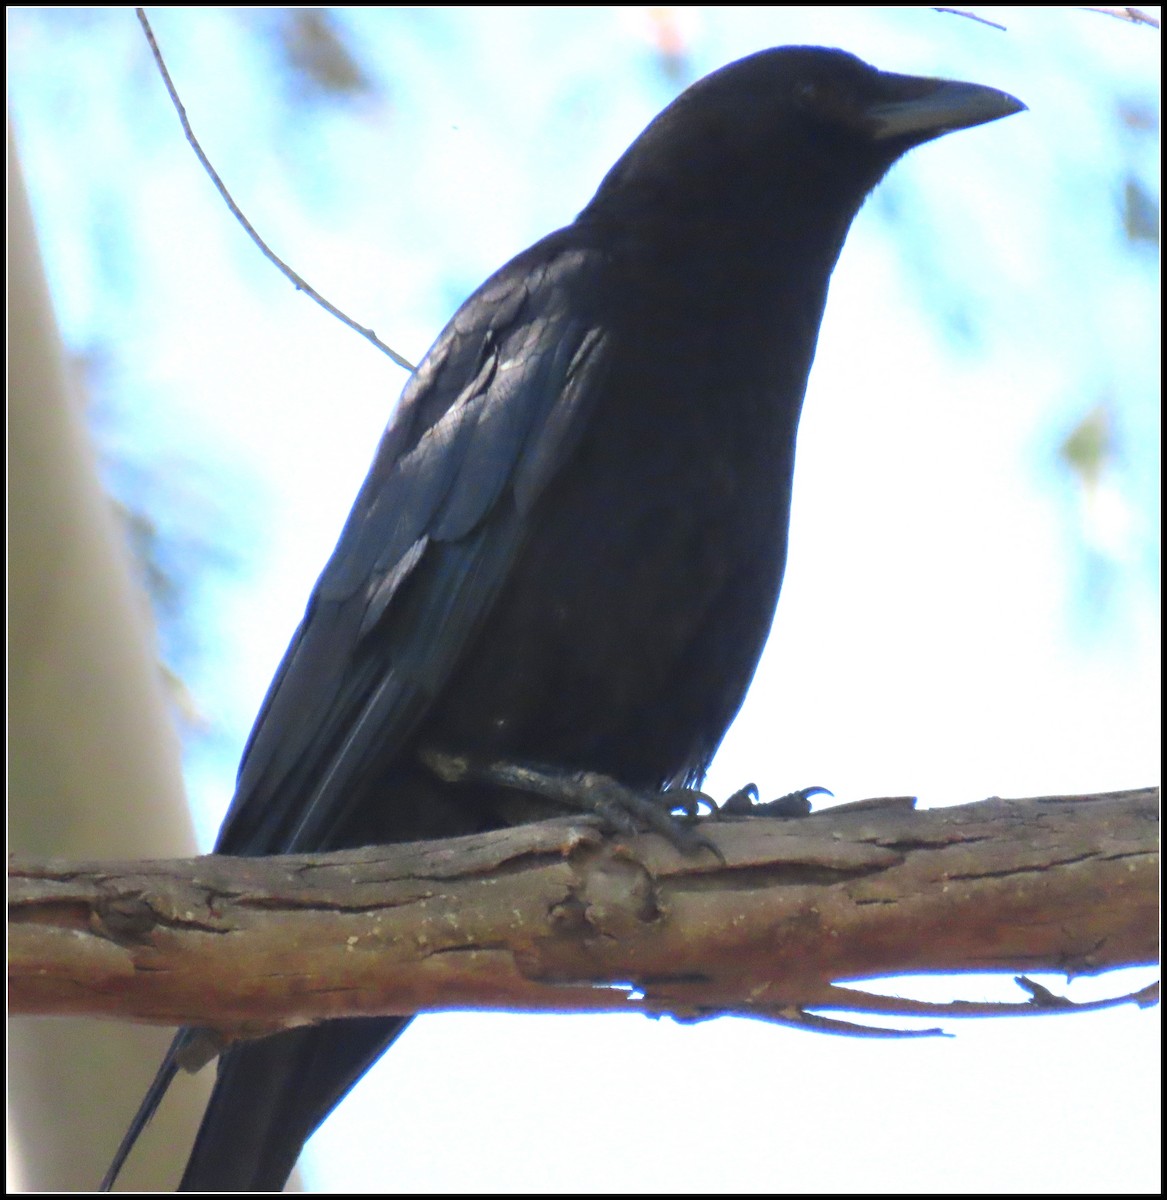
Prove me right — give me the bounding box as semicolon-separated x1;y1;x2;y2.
9;789;1158;1039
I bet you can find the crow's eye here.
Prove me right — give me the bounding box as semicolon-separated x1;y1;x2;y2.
794;80;820;108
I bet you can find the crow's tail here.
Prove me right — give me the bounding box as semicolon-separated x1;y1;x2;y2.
178;1017;411;1192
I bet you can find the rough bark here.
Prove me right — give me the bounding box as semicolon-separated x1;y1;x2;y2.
9;789;1158;1038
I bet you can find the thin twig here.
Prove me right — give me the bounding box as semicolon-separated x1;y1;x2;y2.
135;8;416;372
1081;7;1161;27
936;5;1161;29
933;9;1009;32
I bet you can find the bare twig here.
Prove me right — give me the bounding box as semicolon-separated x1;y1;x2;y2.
933;9;1009;32
935;6;1161;29
134;8;416;371
1081;7;1161;27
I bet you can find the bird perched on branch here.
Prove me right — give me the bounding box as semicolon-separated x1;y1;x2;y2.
103;45;1023;1191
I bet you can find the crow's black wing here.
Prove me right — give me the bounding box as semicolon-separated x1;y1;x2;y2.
218;235;611;855
101;236;612;1192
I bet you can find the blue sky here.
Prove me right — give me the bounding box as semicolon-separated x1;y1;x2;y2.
9;7;1159;1192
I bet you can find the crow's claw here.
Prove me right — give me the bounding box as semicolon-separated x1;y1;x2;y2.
720;783;831;818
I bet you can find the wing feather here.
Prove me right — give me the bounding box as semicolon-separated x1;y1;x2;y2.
217;239;609;854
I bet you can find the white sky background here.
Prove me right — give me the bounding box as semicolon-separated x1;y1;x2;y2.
8;6;1159;1193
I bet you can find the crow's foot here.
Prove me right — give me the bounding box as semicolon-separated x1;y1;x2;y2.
419;749;720;856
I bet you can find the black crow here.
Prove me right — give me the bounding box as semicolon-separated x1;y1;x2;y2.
103;45;1023;1191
